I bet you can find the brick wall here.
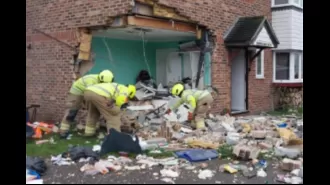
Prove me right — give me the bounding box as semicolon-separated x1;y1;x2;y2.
26;0;273;121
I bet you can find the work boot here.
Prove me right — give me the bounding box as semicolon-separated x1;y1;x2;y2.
84;125;97;137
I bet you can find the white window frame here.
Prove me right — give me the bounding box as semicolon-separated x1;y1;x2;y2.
255;50;264;79
273;51;303;83
271;0;303;9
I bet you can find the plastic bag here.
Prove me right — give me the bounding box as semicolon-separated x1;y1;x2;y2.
26;157;47;175
100;128;142;156
67;146;99;161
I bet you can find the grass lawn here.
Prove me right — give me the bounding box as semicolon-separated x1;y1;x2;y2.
26;133;100;157
267;107;303;117
26;132;174;159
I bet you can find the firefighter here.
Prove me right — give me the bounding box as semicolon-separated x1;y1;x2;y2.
59;70;114;135
83;83;136;136
166;83;213;130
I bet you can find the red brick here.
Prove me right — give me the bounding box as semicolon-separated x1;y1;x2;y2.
26;0;273;121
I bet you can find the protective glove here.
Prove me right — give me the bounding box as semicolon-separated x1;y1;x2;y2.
166;109;171;114
187;112;193;121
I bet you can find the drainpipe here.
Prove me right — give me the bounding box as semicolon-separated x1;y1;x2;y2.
195;30;210;88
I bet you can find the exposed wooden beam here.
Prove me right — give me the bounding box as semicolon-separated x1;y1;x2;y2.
127;15;197;33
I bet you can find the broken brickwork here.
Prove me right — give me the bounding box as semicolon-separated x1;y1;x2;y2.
26;0;274;121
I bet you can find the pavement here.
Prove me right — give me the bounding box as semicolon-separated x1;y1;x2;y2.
43;160;282;184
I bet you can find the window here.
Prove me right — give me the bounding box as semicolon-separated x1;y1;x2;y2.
272;0;303;8
275;53;290;80
256;50;264;79
274;0;289;5
273;52;303;83
294;53;300;79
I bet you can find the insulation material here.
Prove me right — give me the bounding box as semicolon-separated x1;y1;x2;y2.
77;30;92;61
153;4;188;21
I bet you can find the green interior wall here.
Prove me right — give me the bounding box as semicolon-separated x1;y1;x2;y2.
90;37;211;85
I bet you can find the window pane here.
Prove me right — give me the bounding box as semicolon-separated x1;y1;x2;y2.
257;56;262;75
274;0;289;5
294;53;300;79
301;54;303;79
275;53;290;80
294;0;300;4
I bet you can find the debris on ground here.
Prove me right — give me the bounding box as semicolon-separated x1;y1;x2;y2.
198;169;214;179
26;156;47;175
51;154;74;166
31;97;303;184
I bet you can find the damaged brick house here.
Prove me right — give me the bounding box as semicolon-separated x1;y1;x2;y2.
26;0;280;121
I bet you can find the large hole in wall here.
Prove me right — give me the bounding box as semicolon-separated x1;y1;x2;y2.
80;26;212;88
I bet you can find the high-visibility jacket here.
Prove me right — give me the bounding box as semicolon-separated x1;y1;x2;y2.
85;83;129;100
170;89;211;112
69;74;99;95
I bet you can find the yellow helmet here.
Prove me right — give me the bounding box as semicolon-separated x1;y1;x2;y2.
99;70;114;83
115;94;128;107
127;85;136;99
171;83;184;96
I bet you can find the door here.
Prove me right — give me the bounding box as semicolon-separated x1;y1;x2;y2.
182;51;204;89
166;52;182;85
231;50;247;112
156;49;177;85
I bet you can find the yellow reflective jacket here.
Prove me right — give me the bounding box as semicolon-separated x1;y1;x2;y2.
69;74;99;95
85;83;129;100
171;89;211;112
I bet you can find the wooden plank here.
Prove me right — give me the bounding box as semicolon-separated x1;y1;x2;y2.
127;16;197;33
110;16;128;27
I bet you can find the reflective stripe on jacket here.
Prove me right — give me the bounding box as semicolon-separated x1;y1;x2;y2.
86;83;128;100
69;74;99;95
171;89;211;112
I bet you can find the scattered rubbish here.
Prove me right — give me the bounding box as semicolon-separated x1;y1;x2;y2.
226;132;240;145
39;104;303;183
257;169;267;177
161;177;175;184
280;158;303;171
277;123;288;128
233;144;260;160
274;146;301;159
26;179;43;184
125;165;141;170
160;169;179;178
198;169;214;179
67;146;99;161
175;149;218;162
100;128;142;155
200;163;208;169
26;169;41;182
26;156;47;175
78;157;91;163
290;176;303;184
35;140;50;145
223;164;238;174
51;154;74;166
92;145;101;152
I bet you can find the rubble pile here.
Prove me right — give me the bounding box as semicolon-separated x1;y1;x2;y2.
74;104;303;183
29;98;303;184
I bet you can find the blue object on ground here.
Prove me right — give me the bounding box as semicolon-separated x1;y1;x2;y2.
27;169;41;179
175;149;218;162
277;123;287;128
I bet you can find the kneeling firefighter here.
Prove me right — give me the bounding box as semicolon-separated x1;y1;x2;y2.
59;70;114;135
83;83;136;136
167;83;213;129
